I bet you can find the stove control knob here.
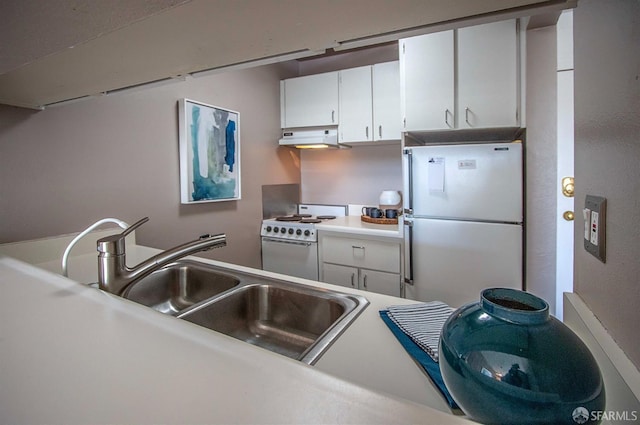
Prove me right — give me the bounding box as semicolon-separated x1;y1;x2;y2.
304;230;311;237
266;226;272;232
288;228;294;234
280;227;286;234
273;226;279;233
296;229;302;236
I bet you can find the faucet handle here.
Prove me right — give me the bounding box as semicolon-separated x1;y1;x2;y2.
97;217;149;255
121;217;149;237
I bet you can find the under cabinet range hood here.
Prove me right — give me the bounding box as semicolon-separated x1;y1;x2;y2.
279;129;346;149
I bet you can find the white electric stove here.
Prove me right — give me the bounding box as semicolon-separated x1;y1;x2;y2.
260;204;346;280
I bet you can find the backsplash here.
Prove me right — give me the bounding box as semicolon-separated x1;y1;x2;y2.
300;143;402;206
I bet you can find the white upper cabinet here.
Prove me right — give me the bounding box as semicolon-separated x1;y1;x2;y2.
400;30;455;132
338;61;401;144
372;61;402;141
280;71;339;128
457;20;519;129
339;66;373;142
400;19;520;132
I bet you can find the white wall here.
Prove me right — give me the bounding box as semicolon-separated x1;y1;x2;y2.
0;63;300;269
573;0;640;369
525;24;558;314
300;144;403;206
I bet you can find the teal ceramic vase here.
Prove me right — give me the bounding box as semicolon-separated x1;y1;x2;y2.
439;288;605;425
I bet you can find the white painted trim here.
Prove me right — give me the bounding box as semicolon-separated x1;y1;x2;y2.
564;292;640;420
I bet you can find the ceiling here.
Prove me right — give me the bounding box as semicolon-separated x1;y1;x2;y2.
0;0;574;109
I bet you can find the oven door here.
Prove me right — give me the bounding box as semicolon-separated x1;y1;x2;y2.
261;237;319;281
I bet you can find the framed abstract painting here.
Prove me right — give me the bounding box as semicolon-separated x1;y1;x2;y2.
178;99;241;203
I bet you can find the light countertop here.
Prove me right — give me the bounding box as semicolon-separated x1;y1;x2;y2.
0;244;471;425
315;215;403;238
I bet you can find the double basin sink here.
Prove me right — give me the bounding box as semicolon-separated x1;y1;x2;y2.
121;260;369;365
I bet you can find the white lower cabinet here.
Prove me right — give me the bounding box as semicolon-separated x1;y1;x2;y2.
319;233;402;297
323;263;401;297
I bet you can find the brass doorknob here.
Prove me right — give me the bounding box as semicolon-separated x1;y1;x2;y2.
563;211;575;221
562;177;575;197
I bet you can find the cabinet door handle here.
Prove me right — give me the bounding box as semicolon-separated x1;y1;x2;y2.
363;274;368;289
365;126;369;139
331;110;335;123
403;220;414;285
445;109;451;128
350;273;356;288
378;125;382;138
465;107;471;126
404;149;414;214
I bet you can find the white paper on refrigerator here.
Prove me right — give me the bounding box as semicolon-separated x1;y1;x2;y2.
428;157;445;192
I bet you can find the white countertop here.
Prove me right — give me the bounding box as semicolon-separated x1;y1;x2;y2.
315;215;403;238
0;245;471;425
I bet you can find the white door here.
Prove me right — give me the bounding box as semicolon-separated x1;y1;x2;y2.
405;218;523;308
361;269;401;297
409;143;523;222
372;61;401;141
339;66;373;143
457;20;519;128
281;71;339;128
400;30;454;131
322;263;358;289
261;238;319;281
555;10;575;320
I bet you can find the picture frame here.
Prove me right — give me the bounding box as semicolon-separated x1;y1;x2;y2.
178;98;241;203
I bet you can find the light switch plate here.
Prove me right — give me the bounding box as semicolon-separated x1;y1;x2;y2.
584;195;606;262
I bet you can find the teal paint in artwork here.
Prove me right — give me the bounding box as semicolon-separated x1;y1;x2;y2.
225;120;236;172
188;103;237;201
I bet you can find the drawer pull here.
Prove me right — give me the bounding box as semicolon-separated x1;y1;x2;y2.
352;245;365;259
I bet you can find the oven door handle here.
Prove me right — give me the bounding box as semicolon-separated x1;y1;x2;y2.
262;237;314;247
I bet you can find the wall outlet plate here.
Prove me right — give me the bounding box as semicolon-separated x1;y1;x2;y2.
584;195;606;263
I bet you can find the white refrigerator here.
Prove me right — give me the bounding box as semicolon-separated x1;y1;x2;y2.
402;142;524;308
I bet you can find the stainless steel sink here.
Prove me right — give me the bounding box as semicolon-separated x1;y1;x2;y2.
178;282;367;364
121;260;368;364
121;260;241;315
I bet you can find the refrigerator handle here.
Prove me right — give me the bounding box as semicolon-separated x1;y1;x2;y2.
403;219;414;287
403;148;413;214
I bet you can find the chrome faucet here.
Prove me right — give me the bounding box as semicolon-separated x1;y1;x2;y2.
97;217;227;295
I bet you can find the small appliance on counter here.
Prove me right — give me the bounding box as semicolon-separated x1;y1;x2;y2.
260;204;347;280
379;190;402;210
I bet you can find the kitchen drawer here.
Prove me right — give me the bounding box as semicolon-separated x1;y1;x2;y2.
321;235;400;273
